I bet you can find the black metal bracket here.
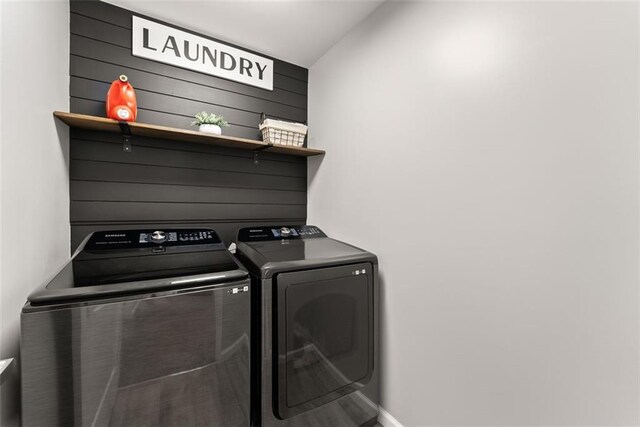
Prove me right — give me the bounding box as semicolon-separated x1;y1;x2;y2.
253;144;271;165
118;121;132;153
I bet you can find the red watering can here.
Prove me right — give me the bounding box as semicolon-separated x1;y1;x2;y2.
106;75;137;122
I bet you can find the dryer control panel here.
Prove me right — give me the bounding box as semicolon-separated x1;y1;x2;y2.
238;225;326;242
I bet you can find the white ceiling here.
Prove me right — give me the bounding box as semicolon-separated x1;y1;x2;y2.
103;0;384;67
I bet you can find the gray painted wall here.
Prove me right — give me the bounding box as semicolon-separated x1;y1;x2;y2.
0;1;70;425
69;1;308;249
308;2;639;425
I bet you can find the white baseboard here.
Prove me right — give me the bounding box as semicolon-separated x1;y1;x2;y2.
378;406;403;427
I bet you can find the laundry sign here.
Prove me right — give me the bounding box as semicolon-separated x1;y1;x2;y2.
132;16;274;91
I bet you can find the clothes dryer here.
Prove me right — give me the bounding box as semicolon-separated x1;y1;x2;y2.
235;225;379;427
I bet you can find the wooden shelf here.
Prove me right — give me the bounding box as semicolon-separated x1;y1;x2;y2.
53;112;325;157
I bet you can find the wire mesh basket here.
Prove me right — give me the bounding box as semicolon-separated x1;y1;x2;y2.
259;113;308;147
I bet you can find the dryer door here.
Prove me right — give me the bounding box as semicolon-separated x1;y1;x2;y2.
274;263;374;419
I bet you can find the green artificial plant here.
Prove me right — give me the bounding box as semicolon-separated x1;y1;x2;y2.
191;111;230;127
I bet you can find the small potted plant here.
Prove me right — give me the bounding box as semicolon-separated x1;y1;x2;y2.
191;111;229;135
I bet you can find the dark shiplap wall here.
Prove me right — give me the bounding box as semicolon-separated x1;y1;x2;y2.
69;1;308;249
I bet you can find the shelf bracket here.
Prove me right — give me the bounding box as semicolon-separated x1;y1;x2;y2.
253;145;271;165
118;121;132;153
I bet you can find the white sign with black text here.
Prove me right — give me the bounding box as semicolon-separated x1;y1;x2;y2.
132;16;274;91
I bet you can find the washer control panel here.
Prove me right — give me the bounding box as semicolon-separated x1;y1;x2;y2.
85;228;221;250
238;225;326;242
138;230;216;244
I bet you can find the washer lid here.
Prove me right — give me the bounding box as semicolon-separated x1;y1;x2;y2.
28;228;247;305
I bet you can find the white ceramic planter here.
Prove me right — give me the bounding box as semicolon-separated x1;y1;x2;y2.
199;124;222;135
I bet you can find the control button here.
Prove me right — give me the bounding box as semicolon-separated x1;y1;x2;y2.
151;230;166;243
280;227;291;238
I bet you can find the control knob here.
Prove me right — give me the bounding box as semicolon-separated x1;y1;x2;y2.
151;230;166;244
280;227;291;238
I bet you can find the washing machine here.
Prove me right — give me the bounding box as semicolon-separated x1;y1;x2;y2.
21;228;251;427
235;225;379;427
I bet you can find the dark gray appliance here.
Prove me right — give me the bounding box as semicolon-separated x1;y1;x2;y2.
235;225;379;427
21;228;251;427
